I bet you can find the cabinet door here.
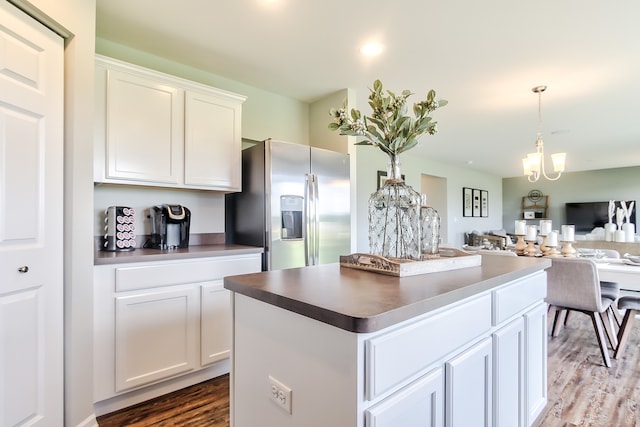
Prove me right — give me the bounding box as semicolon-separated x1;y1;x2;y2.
184;90;242;190
366;367;443;427
201;281;231;366
493;317;525;427
105;69;182;184
524;303;547;425
445;337;492;427
115;285;198;392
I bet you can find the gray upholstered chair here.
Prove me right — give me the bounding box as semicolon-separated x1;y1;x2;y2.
613;296;640;359
565;248;621;329
594;249;622;326
546;257;617;367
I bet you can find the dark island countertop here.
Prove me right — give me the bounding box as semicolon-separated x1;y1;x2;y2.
224;255;551;333
95;244;263;265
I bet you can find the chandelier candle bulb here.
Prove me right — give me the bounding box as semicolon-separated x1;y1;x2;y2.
515;220;526;235
539;220;552;236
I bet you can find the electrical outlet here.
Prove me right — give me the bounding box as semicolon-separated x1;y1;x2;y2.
269;375;292;414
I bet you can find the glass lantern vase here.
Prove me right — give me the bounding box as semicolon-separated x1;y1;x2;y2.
420;195;441;256
368;155;421;260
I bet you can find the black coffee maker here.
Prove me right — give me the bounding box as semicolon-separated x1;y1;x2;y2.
149;204;191;249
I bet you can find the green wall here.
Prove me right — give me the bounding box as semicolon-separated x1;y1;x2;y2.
353;145;504;249
503;166;640;235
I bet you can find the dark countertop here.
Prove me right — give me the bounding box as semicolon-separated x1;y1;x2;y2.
95;244;263;265
224;255;551;333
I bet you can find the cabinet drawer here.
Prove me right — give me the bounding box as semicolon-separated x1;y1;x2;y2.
493;271;546;325
365;293;492;400
115;255;261;292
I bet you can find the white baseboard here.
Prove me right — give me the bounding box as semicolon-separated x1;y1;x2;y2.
73;413;99;427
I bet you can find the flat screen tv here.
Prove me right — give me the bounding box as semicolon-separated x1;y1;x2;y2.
565;201;636;233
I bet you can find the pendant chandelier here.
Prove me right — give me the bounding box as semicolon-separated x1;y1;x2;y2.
522;85;566;182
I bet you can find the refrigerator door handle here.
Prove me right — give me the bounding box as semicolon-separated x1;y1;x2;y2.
305;173;319;266
312;174;320;265
304;174;313;266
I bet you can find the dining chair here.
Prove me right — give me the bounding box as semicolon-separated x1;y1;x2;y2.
613;296;640;359
594;249;622;326
567;248;621;329
545;257;617;367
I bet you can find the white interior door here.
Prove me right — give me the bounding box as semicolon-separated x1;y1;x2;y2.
0;2;64;426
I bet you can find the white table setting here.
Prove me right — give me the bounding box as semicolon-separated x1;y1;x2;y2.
593;253;640;292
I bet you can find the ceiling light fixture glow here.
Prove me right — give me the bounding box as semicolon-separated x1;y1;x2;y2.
360;42;383;56
522;85;566;182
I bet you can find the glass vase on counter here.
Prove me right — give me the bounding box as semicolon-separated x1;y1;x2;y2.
368;155;421;260
420;194;440;257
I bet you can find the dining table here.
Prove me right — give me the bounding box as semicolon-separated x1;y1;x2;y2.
595;258;640;292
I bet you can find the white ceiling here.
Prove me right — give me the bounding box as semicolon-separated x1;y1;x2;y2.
96;0;640;178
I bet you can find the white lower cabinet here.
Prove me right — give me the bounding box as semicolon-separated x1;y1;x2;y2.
525;302;548;424
115;284;199;392
365;367;443;427
94;253;261;413
446;337;493;427
362;273;547;427
201;281;232;366
493;317;525;427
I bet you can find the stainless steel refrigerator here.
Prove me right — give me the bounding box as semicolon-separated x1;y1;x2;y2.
226;139;350;271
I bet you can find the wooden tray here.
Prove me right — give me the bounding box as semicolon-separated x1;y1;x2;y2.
339;248;481;277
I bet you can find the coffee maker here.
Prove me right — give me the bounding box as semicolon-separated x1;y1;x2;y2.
149;204;191;249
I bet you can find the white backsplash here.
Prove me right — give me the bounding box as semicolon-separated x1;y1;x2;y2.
94;184;225;237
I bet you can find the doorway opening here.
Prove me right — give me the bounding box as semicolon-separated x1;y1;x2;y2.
421;174;447;245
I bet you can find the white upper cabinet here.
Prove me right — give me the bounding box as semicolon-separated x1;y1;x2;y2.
94;55;246;191
104;68;183;184
184;90;241;188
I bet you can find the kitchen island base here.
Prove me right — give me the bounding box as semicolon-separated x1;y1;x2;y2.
227;260;548;427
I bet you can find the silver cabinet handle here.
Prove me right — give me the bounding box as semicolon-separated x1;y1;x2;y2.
18;266;29;273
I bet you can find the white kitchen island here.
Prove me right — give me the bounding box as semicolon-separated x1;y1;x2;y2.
224;255;551;427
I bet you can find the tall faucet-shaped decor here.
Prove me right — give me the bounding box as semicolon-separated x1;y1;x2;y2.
621;201;635;242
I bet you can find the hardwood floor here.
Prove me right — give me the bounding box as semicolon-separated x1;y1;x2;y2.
97;311;640;427
533;309;640;426
96;375;229;427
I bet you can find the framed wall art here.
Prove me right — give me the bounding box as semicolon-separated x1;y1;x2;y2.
472;189;481;217
463;187;473;217
481;190;489;217
377;170;405;190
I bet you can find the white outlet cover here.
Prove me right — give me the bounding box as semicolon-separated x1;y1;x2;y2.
269;375;292;414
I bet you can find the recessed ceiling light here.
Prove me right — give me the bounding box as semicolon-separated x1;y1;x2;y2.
360;42;384;57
